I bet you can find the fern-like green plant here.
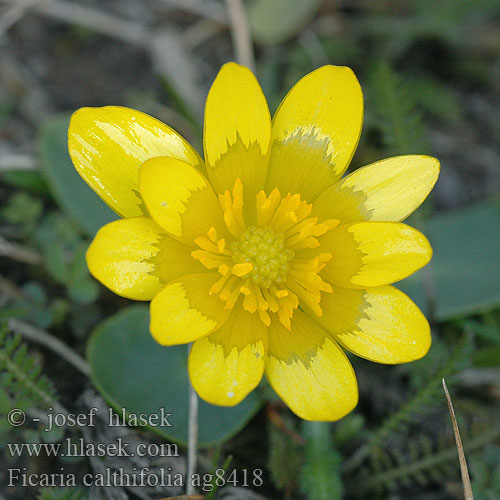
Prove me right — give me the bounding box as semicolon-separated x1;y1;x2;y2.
300;421;343;500
343;333;473;472
37;487;87;500
351;426;500;496
470;444;500;500
205;454;233;500
0;324;58;411
368;61;427;155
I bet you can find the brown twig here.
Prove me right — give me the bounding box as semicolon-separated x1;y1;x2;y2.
39;0;146;44
0;276;22;300
158;0;227;24
181;19;226;50
0;153;37;171
0;0;147;45
266;403;305;445
224;0;255;72
0;48;52;124
8;318;90;377
147;28;205;123
0;0;48;36
0;235;42;265
442;378;474;500
0;0;206;124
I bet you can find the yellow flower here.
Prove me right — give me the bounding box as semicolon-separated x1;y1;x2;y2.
68;63;439;421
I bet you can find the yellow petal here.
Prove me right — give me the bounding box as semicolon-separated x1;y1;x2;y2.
189;306;267;406
266;310;358;421
317;285;431;364
266;65;363;202
86;216;204;300
150;273;230;346
203;62;271;217
313;155;440;223
318;221;432;288
68;106;203;218
139;157;226;245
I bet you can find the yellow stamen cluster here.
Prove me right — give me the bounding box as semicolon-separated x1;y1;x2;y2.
231;226;294;288
191;179;339;329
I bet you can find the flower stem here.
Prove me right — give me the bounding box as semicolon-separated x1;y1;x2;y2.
186;343;199;495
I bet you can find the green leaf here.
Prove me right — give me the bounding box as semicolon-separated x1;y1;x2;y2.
249;0;324;45
1;171;50;195
39;114;117;236
399;202;500;320
461;319;500;345
87;305;262;447
473;346;500;367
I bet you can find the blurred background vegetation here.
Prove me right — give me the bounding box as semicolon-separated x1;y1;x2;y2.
1;0;500;499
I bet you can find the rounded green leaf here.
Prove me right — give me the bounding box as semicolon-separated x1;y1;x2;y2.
39;114;117;236
400;202;500;320
87;305;262;447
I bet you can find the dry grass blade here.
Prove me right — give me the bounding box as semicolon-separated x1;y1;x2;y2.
0;0;147;45
0;0;44;36
442;378;474;500
0;235;42;265
8;318;90;376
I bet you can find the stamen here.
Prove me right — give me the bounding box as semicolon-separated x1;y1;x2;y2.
243;290;258;313
207;226;218;242
232;262;253;277
217;239;226;253
193;180;338;327
191;249;230;268
219;178;245;238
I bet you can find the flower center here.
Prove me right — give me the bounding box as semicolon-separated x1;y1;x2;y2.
191;178;340;329
231;226;294;288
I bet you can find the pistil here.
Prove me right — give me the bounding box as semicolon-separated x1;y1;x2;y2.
231;226;294;288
